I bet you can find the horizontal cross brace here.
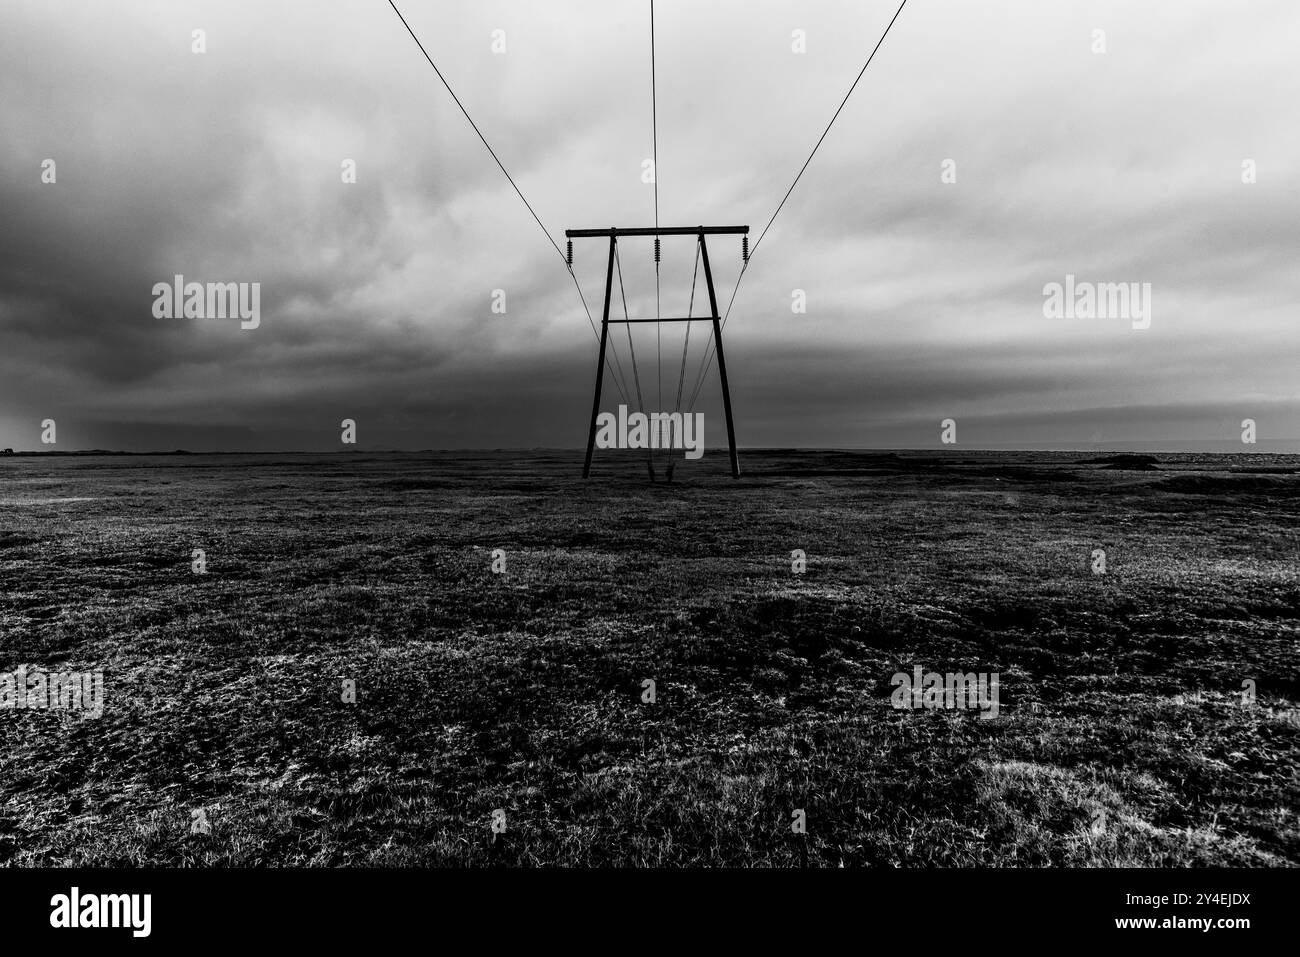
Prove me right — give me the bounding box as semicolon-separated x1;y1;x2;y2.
565;225;749;238
607;316;717;324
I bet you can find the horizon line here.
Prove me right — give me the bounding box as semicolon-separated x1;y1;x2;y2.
3;445;1299;457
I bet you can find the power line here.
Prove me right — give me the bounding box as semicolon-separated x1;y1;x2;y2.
384;0;630;405
569;267;632;405
673;238;701;414
389;0;912;427
615;243;647;417
687;0;911;410
651;0;660;236
651;1;662;425
615;242;655;470
386;0;564;264
685;264;737;411
752;0;911;264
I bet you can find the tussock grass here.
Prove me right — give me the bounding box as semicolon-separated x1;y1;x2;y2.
1;450;1296;866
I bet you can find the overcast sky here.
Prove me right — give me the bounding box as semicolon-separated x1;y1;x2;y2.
1;0;1297;452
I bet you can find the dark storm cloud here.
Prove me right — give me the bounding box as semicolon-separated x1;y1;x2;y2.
1;0;1297;451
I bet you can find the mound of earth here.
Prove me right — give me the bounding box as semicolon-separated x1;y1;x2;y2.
1079;454;1161;470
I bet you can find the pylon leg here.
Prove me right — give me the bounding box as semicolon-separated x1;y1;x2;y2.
698;235;740;478
583;237;617;478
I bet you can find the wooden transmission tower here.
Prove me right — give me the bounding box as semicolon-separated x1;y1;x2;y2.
566;225;748;480
387;0;912;480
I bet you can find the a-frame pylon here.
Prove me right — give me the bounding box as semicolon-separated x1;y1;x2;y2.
566;225;746;480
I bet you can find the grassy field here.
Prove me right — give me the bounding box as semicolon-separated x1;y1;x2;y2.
1;449;1297;866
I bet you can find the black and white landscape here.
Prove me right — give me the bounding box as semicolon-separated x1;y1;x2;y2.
1;0;1297;882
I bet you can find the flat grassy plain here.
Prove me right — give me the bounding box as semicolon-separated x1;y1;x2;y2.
1;449;1297;866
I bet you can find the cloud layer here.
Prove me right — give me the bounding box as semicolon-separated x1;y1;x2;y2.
2;0;1297;451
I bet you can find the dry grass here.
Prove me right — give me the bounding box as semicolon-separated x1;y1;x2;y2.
0;449;1296;866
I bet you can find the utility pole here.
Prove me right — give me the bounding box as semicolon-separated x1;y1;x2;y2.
567;226;747;479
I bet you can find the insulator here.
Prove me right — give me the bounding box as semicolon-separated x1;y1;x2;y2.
742;235;749;262
654;238;661;263
566;239;573;267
